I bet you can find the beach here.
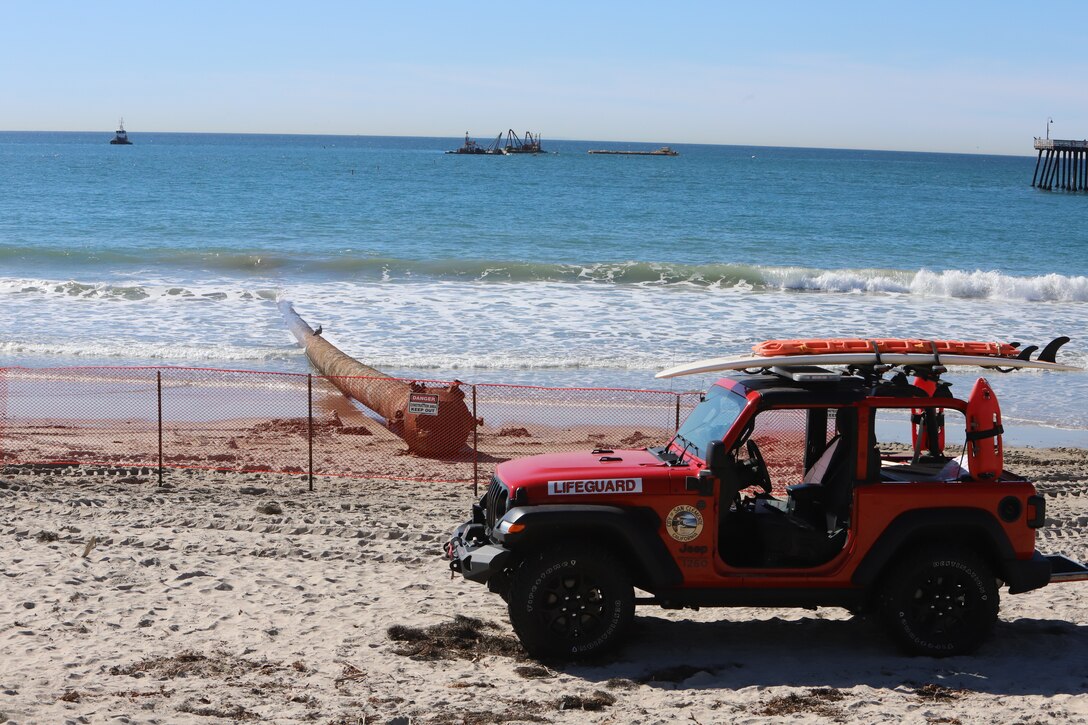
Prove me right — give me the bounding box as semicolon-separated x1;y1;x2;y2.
2;444;1085;724
1;134;1086;724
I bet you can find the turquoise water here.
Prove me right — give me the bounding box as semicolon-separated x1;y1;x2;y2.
1;131;1086;435
3;132;1087;280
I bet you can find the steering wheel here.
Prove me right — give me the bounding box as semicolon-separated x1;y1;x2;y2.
745;439;773;496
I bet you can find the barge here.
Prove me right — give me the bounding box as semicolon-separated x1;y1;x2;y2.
588;146;677;156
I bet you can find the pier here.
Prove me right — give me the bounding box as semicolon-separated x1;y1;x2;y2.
1032;138;1088;191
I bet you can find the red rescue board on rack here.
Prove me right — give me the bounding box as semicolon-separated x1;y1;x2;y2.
753;338;1020;358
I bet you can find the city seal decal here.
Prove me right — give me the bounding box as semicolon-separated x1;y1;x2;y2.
666;504;704;542
547;478;643;495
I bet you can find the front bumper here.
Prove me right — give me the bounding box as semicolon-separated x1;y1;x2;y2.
445;521;512;584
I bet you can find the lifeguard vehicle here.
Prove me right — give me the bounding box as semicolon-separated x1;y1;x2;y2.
447;337;1088;659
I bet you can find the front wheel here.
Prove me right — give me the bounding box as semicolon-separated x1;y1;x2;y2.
507;544;634;659
879;546;999;657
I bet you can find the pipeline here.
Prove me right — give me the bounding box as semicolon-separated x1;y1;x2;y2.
279;301;476;457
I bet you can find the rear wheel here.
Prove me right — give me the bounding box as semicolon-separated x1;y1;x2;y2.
507;544;634;659
879;546;998;657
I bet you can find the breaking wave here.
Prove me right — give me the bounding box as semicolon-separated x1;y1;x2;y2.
909;269;1088;302
0;278;281;303
2;264;1087;303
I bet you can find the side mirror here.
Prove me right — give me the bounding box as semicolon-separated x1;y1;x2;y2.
705;440;728;478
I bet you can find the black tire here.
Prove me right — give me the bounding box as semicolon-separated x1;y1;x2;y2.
879;546;999;657
507;544;634;659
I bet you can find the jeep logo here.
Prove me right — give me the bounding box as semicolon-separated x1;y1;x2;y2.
680;543;708;554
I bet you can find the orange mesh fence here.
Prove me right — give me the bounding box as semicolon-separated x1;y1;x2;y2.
158;368;312;476
0;367;159;469
0;368;6;464
0;367;704;488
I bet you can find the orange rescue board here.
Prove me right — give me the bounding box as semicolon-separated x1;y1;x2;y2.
754;338;1019;358
966;378;1003;480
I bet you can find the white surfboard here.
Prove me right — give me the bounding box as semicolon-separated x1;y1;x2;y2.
655;352;1082;379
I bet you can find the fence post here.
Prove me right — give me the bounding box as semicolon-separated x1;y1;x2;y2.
472;385;478;497
674;394;681;432
157;370;163;487
307;374;314;492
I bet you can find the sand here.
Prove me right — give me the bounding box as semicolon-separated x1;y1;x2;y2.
1;446;1086;725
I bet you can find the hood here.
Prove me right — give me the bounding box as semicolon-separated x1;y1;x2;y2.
496;448;674;500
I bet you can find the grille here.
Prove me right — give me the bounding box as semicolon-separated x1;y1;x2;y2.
486;476;509;531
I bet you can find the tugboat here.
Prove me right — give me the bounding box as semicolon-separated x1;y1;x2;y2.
446;132;489;154
110;118;132;145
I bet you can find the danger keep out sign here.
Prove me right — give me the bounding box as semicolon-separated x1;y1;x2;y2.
408;392;440;416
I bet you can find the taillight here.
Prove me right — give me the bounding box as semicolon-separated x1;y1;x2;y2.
1026;495;1046;529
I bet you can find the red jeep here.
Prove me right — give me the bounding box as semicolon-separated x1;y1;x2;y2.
447;360;1088;658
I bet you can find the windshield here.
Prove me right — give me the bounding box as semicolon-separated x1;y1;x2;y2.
673;385;746;460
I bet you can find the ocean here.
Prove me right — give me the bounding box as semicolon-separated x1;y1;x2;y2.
1;131;1086;441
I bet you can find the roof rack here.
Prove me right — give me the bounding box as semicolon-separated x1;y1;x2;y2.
770;365;850;383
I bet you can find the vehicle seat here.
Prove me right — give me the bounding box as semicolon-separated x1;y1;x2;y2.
787;435;847;531
801;435;843;485
790;431;860;533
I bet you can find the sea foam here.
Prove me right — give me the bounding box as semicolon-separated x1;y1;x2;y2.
3;266;1088;302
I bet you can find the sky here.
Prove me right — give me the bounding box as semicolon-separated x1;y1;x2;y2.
3;1;1087;155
